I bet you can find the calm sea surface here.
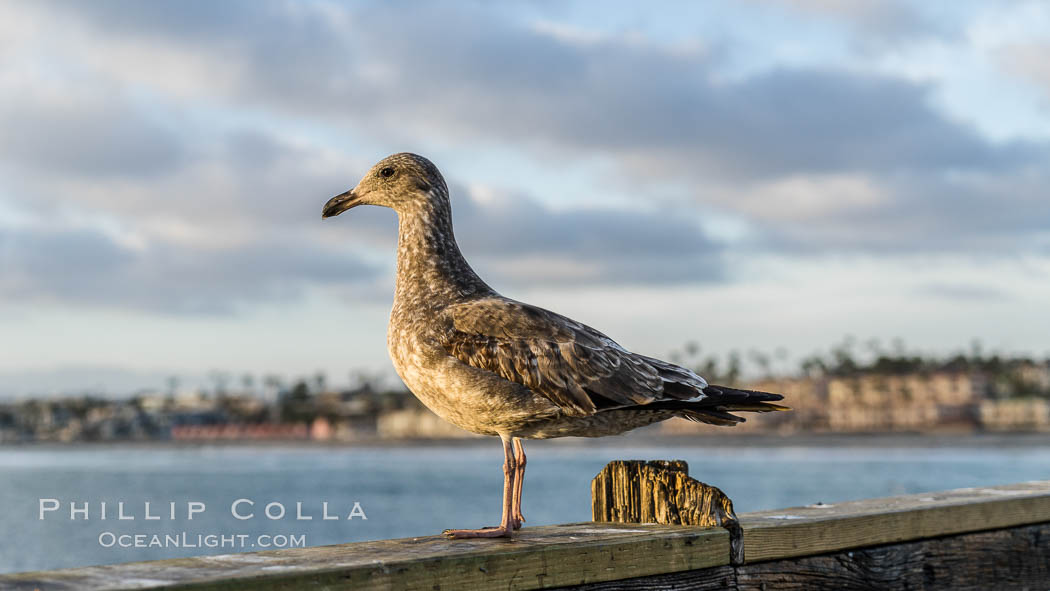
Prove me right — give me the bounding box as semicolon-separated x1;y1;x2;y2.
3;436;1050;573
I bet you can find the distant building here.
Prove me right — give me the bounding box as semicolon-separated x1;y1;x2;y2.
825;372;981;432
980;399;1050;432
661;371;990;435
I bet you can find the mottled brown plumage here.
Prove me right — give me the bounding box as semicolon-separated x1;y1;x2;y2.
323;153;787;538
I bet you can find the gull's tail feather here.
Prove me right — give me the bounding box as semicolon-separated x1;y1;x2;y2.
701;384;790;413
641;384;789;426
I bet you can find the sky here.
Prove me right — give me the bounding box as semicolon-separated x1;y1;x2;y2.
1;0;1049;396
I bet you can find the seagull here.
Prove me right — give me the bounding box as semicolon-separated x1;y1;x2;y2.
323;153;787;538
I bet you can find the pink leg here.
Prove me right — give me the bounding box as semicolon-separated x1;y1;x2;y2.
443;435;516;539
512;438;526;530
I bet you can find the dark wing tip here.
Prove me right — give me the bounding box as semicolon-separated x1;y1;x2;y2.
704;385;784;402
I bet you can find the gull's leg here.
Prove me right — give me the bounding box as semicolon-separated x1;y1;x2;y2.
443;435;516;539
511;438;526;530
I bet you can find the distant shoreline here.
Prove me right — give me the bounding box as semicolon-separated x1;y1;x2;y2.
3;431;1050;450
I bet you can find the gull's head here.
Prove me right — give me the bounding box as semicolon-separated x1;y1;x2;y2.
322;153;448;218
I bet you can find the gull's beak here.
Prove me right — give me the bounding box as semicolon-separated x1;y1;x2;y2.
322;189;360;219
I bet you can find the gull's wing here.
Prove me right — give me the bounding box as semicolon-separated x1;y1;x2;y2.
439;297;708;416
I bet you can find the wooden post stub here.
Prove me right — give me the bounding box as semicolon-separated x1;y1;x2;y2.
591;459;744;564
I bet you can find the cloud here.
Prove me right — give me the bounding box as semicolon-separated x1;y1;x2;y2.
999;43;1050;100
1;112;359;249
299;9;1026;179
915;282;1012;302
710;165;1050;254
0;80;189;179
29;1;1032;179
756;0;945;42
0;0;1048;319
0;178;728;313
0;224;379;314
452;185;725;287
23;0;1044;241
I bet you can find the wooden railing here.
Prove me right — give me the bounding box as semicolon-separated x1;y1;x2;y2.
4;480;1050;590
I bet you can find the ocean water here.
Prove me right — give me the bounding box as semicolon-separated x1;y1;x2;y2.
3;436;1050;574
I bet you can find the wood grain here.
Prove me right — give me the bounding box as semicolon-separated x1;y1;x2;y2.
741;480;1050;563
591;460;743;565
548;522;1050;590
0;523;729;591
735;522;1050;591
591;460;738;528
546;566;739;591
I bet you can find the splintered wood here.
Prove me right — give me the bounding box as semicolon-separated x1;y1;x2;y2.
591;460;738;529
591;460;744;563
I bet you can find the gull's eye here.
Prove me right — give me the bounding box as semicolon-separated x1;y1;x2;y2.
379;167;395;179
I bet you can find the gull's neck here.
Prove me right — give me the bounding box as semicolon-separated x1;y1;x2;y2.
393;190;492;311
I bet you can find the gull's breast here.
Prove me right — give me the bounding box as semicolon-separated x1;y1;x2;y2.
387;325;560;436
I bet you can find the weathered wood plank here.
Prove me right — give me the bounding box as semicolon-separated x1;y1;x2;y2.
0;523;729;591
549;522;1050;590
546;566;738;591
735;522;1050;591
740;480;1050;563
